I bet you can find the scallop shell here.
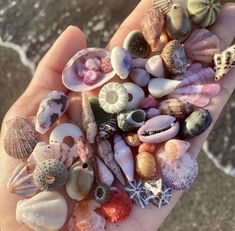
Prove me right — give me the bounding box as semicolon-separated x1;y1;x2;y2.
141;8;164;52
184;29;220;64
187;0;221;27
66;161;94;201
16;191;68;231
114;134;134;181
3;116;38;159
129;68;150;87
124;132;142;147
7;163;39;197
62;48;116;92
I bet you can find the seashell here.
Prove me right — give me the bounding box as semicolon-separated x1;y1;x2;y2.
114;134;134;181
28;142;76;168
7;163;39;197
125;180;148;208
138;143;156;154
66;161;94;201
158;151;198;190
165;139;190;159
187;0;221;27
96;156;114;186
117;109;146;132
83;70;102;86
214;44;235;81
94;183;111;204
166;4;192;42
148;78;181;98
123;132;142;147
161;40;188;74
122;82;145;110
62;48;115;92
98;118;118;139
184;29;220;64
154;0;188;16
136;152;157;180
123;30;150;58
35;91;69;134
76;136;93;163
146;108;161;119
141;8;164;52
96;137;125;185
16;191;68;231
111;47;132;79
99;82;128;114
145;55;165;78
169;64;221;107
129;68;150;87
67;199;105;231
132;57;147;68
33;159;68;191
82;92;98;144
138;115;180;144
3;116;38;159
154;31;169;53
181;109;212;139
159;98;195;120
100;56;113;73
139;95;160;110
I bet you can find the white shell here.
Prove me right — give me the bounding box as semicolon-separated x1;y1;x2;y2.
129;68;150;87
16;191;68;231
148;78;181;98
132;58;147;68
111;47;132;79
122;82;145;110
145;55;165;78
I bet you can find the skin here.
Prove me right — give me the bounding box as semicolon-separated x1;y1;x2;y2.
0;1;235;231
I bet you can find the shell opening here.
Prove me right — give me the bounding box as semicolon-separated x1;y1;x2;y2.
82;163;88;169
96;188;104;198
131;111;145;123
45;175;56;185
63;136;74;148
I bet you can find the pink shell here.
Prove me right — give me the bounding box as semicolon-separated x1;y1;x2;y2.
158;151;198;190
62;48;116;92
184;29;220;64
139;95;159;110
169;64;220;107
138;115;180;144
76;136;93;163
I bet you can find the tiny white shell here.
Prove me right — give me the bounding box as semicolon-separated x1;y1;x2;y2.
145;55;165;78
129;68;150;87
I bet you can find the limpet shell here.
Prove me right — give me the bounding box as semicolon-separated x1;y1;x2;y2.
124;132;142;147
129;68;150;87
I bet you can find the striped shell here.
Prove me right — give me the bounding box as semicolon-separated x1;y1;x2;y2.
187;0;221;27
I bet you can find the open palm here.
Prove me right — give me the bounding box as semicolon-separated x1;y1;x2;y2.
0;1;235;231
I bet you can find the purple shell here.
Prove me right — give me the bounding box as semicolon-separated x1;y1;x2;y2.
137;115;180;144
62;48;116;92
158;152;198;190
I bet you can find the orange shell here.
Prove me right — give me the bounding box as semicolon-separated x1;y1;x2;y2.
138;143;156;154
124;132;142;147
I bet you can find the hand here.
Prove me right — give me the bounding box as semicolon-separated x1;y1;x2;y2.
0;1;235;231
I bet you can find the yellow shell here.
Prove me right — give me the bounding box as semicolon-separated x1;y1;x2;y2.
124;132;142;147
136;152;157;180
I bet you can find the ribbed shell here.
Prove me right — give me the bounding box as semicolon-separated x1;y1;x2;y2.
187;0;221;27
3;116;38;159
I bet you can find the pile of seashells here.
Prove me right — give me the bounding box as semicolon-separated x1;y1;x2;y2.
3;0;235;230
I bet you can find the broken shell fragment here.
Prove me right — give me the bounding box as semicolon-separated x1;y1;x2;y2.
35;91;69;134
129;68;150;87
145;55;165;78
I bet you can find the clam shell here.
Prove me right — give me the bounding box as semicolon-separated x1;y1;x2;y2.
184;29;220;64
141;8;164;52
124;132;142;147
16;191;68;231
145;55;165;78
35;91;69;134
129;68;150;87
4;116;38;159
7;163;39;197
66;161;94;201
187;0;221;27
138;143;156;154
62;48;116;92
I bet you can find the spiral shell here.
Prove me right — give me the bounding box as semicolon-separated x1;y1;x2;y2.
124;132;142;147
98;118;118;139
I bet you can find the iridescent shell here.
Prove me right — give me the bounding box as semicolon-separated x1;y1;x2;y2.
3;116;38;159
124;132;142;147
138;143;156;154
141;8;164;52
187;0;221;27
66;161;94;201
136;152;157;180
184;29;220;64
7;163;39;197
62;48;115;92
16;191;68;231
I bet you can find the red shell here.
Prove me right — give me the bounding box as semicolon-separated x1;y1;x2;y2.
99;188;132;223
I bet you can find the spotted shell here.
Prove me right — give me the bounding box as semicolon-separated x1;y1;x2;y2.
187;0;221;27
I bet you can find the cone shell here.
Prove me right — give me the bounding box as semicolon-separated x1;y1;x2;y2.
141;8;164;52
124;132;142;147
3;116;38;159
7;163;39;197
184;29;220;64
138;143;156;154
16;191;68;231
187;0;221;27
136;152;157;180
114;134;134;181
